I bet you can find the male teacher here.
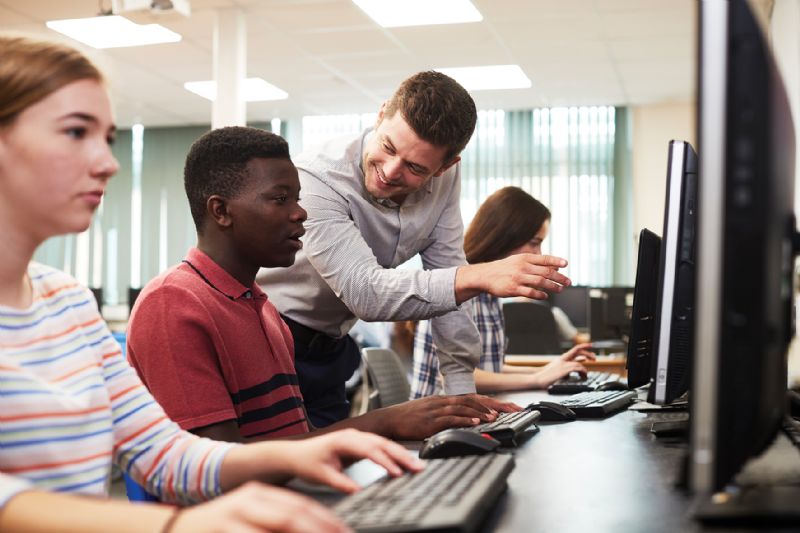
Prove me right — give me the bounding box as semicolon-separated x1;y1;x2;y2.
259;71;570;427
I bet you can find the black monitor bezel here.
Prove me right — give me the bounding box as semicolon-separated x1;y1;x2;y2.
690;0;795;494
626;228;662;389
650;140;698;405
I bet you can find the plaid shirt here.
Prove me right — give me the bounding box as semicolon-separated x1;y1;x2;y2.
410;293;505;398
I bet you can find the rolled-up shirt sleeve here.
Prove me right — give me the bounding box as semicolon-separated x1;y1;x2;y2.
419;172;480;395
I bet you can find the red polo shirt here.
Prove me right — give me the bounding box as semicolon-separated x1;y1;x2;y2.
127;248;309;439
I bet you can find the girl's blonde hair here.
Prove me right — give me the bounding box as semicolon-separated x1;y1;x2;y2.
0;34;103;126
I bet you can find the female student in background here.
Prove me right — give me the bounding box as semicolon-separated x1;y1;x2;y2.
0;34;421;533
411;186;595;398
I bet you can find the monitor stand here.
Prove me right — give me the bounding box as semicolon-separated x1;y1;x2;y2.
650;418;689;437
694;486;800;526
694;428;800;525
649;408;690;438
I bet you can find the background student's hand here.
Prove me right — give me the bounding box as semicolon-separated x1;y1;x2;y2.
283;429;425;493
174;482;351;533
380;394;522;440
531;343;596;388
455;253;571;303
559;342;595;364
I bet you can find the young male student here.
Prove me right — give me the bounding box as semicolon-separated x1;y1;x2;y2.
127;126;513;443
258;71;572;426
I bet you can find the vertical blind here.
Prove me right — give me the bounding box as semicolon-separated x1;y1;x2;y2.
302;107;620;285
33;108;623;307
460;107;617;285
33;126;208;305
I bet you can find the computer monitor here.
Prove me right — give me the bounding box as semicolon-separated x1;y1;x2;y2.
603;287;633;336
589;286;633;342
690;0;797;507
626;228;661;389
650;140;698;405
548;285;590;329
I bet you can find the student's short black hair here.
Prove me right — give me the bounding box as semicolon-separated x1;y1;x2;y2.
184;126;291;231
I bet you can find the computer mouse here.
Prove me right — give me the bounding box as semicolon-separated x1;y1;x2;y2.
596;381;629;392
418;429;501;459
527;401;577;422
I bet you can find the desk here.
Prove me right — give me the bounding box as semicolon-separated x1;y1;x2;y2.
478;389;693;532
481;389;800;533
304;389;800;532
504;355;627;376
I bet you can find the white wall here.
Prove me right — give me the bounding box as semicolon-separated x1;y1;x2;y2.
771;0;800;220
630;102;696;247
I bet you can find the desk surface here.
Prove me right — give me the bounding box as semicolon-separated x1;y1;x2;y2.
484;389;694;533
482;389;800;533
504;355;628;377
504;354;626;366
309;389;800;532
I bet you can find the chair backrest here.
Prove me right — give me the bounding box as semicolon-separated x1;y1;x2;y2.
362;347;411;409
502;300;562;354
123;472;159;502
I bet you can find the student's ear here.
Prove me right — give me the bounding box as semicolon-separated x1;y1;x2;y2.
433;156;461;177
207;195;233;228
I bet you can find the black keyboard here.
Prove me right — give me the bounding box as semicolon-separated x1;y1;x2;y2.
557;390;637;418
469;408;541;446
548;371;625;395
333;454;515;533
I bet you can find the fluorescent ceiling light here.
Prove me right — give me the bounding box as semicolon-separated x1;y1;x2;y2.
184;78;289;102
436;65;532;91
46;15;181;49
352;0;482;27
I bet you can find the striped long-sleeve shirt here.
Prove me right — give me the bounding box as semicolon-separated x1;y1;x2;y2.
0;263;237;508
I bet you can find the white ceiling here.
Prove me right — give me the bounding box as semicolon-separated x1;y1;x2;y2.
0;0;696;128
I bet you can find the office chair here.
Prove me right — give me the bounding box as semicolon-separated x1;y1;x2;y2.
502;301;562;355
128;286;142;316
90;287;103;313
360;347;411;411
123;472;158;502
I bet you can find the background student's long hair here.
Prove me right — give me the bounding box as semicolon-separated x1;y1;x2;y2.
464;186;551;264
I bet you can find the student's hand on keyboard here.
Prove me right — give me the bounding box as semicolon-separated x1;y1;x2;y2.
380;394;522;441
285;429;425;493
532;343;595;388
174;482;352;533
467;393;523;415
560;342;595;363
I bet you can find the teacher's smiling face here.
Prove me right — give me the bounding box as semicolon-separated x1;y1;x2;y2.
362;106;459;205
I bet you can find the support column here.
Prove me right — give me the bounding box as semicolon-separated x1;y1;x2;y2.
212;8;246;128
